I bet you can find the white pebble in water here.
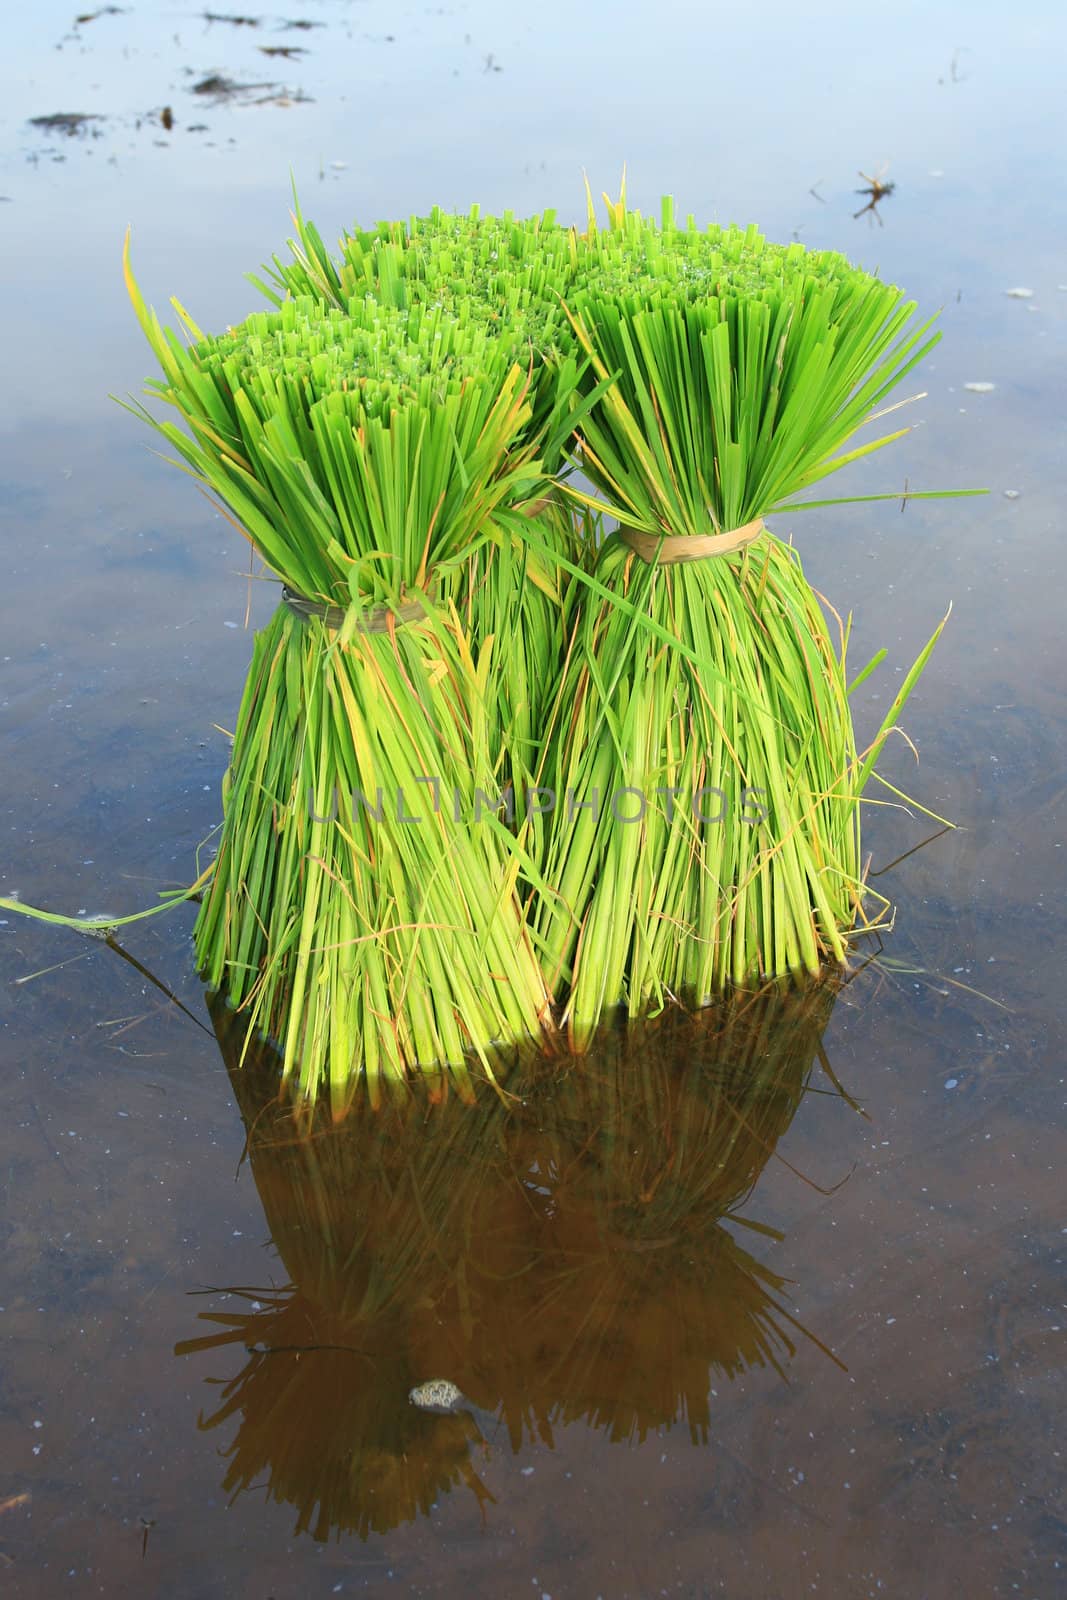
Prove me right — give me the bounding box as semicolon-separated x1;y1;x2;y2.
1003;489;1021;500
963;382;995;393
1004;287;1034;298
945;1078;959;1090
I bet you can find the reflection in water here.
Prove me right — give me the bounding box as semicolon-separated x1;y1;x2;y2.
179;982;850;1541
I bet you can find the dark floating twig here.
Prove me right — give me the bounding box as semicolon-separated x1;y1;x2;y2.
203;10;262;24
192;73;237;96
280;16;324;28
190;73;311;107
192;73;275;98
28;111;105;135
75;5;125;22
258;44;307;58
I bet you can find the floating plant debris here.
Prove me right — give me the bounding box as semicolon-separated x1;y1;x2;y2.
203;9;262;24
190;73;284;102
161;106;174;130
258;44;307;57
963;381;995;393
193;73;248;96
187;72;310;107
1004;287;1034;299
28;112;104;135
74;5;124;21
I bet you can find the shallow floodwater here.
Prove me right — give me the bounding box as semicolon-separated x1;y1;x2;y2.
1;2;1066;1596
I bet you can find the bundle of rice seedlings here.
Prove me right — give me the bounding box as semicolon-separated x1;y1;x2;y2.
2;194;960;1108
533;198;955;1045
124;251;585;1112
249;203;607;901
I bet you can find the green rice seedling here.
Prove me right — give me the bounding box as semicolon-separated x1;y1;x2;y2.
123;248;588;1112
532;198;959;1045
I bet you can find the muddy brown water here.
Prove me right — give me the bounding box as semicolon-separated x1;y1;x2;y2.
2;1;1066;1595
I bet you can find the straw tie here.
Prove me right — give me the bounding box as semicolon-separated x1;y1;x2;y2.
282;586;429;633
617;518;765;564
